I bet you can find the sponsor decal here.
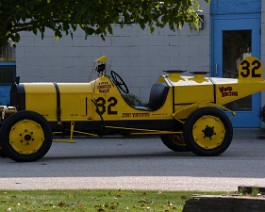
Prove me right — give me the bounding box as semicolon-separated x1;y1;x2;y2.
122;113;150;118
152;113;167;116
219;86;238;97
132;113;150;117
122;113;131;118
97;82;111;93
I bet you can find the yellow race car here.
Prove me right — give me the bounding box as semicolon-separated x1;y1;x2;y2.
0;56;264;162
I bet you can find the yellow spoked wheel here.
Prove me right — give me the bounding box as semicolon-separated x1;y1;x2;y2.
183;107;233;156
161;134;189;152
0;111;52;162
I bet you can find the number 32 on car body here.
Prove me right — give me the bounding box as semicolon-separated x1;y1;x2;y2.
239;56;263;81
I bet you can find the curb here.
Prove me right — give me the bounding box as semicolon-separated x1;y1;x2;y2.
183;187;265;212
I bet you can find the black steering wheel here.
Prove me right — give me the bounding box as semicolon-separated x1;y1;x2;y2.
110;70;129;94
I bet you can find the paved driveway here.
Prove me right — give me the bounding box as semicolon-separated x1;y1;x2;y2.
0;129;265;191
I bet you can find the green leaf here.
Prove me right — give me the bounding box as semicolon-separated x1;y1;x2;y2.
0;0;209;47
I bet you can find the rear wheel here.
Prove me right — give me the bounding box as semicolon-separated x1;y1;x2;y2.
161;134;189;152
0;111;53;162
183;107;233;156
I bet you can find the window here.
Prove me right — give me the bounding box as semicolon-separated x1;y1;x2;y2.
0;43;16;83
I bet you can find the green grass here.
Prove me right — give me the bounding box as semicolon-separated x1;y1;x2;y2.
0;190;223;212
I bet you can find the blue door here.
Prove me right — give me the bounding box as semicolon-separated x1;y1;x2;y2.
212;16;261;127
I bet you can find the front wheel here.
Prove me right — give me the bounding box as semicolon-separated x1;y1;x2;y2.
0;147;7;157
0;111;53;162
183;107;233;156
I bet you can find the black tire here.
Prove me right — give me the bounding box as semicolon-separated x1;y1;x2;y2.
0;147;7;157
0;123;7;157
0;123;7;158
183;107;233;156
161;134;189;152
0;110;53;162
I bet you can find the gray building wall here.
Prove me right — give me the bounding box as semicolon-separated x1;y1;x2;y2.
16;0;210;102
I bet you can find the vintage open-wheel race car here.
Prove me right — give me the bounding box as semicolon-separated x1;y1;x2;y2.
0;56;264;162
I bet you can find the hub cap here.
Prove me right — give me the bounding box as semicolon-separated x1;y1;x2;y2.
9;119;45;155
192;115;226;149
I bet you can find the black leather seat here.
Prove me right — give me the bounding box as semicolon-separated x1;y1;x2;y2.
134;83;169;111
148;83;169;110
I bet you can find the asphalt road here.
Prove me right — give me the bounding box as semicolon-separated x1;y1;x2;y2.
1;129;265;191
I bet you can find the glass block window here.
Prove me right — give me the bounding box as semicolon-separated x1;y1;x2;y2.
0;44;16;62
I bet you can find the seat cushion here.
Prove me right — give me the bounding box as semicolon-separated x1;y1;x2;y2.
148;83;169;110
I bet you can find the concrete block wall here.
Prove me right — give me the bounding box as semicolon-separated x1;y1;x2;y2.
16;0;210;102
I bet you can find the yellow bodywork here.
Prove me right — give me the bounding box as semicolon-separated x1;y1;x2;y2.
22;77;174;123
23;82;95;121
18;56;265;125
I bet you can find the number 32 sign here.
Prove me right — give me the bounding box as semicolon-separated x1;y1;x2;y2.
239;56;263;81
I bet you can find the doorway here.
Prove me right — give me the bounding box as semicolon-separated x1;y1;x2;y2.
212;16;261;127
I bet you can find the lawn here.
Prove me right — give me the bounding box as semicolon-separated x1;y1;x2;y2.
0;189;223;211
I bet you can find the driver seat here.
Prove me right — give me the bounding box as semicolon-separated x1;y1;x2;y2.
135;83;169;111
148;83;169;110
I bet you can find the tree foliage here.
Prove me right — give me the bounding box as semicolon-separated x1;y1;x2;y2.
0;0;210;47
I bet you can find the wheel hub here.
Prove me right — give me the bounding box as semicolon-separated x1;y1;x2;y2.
9;119;45;154
20;130;34;144
202;126;215;139
24;134;32;141
192;115;226;149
